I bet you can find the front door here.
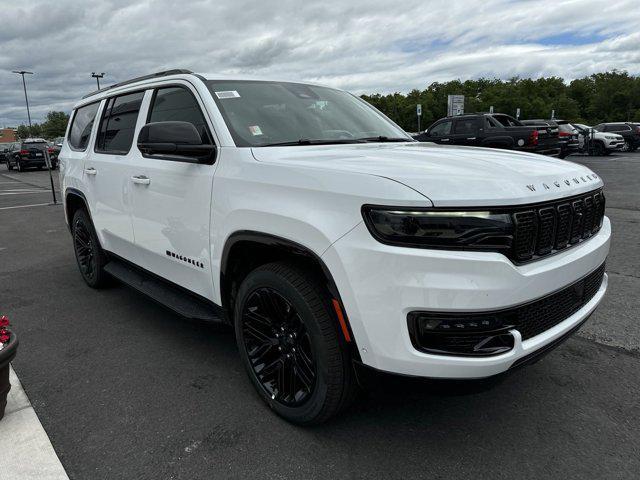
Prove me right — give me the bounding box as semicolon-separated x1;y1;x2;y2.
426;119;453;144
128;85;218;299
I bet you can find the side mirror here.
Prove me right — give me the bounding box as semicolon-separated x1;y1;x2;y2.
137;121;215;164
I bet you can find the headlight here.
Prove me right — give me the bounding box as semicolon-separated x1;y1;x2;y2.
362;206;514;252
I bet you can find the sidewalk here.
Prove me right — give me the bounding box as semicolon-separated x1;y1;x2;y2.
0;366;69;480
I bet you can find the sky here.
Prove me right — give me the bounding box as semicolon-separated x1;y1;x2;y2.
1;0;639;127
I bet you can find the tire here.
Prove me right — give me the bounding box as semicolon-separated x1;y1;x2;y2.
592;142;605;156
234;262;357;425
621;140;631;152
71;209;111;288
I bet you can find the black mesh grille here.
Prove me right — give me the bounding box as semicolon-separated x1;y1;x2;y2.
511;263;605;340
408;263;606;355
512;189;604;263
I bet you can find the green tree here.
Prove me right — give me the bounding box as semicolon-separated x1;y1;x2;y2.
41;111;70;138
360;71;640;131
16;125;30;139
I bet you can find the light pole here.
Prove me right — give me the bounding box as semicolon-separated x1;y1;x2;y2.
91;72;105;89
12;70;33;135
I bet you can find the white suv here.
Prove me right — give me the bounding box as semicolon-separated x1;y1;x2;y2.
59;70;610;424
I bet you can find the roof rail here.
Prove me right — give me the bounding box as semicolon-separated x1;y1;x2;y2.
82;69;193;99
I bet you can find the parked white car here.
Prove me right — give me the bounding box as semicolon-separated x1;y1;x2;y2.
573;123;624;155
59;70;610;424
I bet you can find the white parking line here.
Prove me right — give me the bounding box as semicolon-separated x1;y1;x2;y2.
0;191;55;196
0;203;55;211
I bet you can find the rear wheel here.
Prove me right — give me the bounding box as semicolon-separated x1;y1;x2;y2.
72;209;110;288
234;262;357;425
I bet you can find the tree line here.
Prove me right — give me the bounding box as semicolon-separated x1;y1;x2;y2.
14;70;640;138
16;111;69;139
361;71;640;132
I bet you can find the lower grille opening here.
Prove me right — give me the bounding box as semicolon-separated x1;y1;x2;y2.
408;263;605;356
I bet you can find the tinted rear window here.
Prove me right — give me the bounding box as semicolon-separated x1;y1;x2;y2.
69;102;100;150
96;91;144;154
453;118;477;134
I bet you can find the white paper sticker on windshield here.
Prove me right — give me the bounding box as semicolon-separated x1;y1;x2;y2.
215;90;241;99
249;125;263;136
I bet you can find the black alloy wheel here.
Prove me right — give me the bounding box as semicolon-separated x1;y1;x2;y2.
235;262;357;425
241;287;316;406
72;209;110;288
74;217;96;281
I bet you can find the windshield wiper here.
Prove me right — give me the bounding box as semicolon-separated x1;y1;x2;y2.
261;138;366;147
356;136;415;143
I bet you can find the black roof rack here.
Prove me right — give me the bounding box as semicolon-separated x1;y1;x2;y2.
82;69;193;99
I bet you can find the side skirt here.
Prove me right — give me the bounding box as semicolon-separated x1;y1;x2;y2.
104;254;225;324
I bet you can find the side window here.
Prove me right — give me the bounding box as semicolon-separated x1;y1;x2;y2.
485;117;501;128
453;118;477;134
68;102;100;151
148;87;212;143
429;120;452;136
95;91;145;154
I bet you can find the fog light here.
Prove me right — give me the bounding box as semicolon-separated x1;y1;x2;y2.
408;312;515;356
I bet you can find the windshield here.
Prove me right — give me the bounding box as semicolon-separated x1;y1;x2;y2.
206;80;410;147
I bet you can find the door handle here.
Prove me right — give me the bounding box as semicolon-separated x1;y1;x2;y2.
131;175;151;185
441;138;450;142
84;167;97;176
467;137;476;140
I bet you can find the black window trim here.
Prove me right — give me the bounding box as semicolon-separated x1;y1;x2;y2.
93;88;147;156
145;84;215;145
67;100;101;152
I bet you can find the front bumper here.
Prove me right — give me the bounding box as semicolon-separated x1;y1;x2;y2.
605;140;624;150
323;217;611;379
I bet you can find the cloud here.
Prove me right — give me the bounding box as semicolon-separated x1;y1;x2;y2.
1;0;639;127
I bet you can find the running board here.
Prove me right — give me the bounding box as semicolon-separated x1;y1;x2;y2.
104;259;224;323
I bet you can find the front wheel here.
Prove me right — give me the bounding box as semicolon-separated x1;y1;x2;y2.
234;262;357;425
621;140;631;152
592;142;605;156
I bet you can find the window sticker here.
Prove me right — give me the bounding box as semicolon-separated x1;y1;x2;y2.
215;90;241;99
249;125;263;136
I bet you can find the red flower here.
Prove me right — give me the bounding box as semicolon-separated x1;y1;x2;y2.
0;316;9;328
0;332;9;344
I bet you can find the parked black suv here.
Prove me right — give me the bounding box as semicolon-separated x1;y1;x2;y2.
414;113;560;156
521;119;579;158
6;139;58;171
0;143;17;164
593;122;640;152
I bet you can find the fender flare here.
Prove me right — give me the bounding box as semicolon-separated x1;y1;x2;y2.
220;230;358;351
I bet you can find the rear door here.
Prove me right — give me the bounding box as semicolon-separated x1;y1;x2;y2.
83;91;145;260
128;83;218;299
450;117;480;145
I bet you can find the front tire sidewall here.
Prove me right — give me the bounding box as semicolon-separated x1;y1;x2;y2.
72;209;108;288
234;268;333;424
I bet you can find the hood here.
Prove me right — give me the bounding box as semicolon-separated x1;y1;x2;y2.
252;143;603;207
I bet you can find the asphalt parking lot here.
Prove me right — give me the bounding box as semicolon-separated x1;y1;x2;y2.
1;152;639;479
